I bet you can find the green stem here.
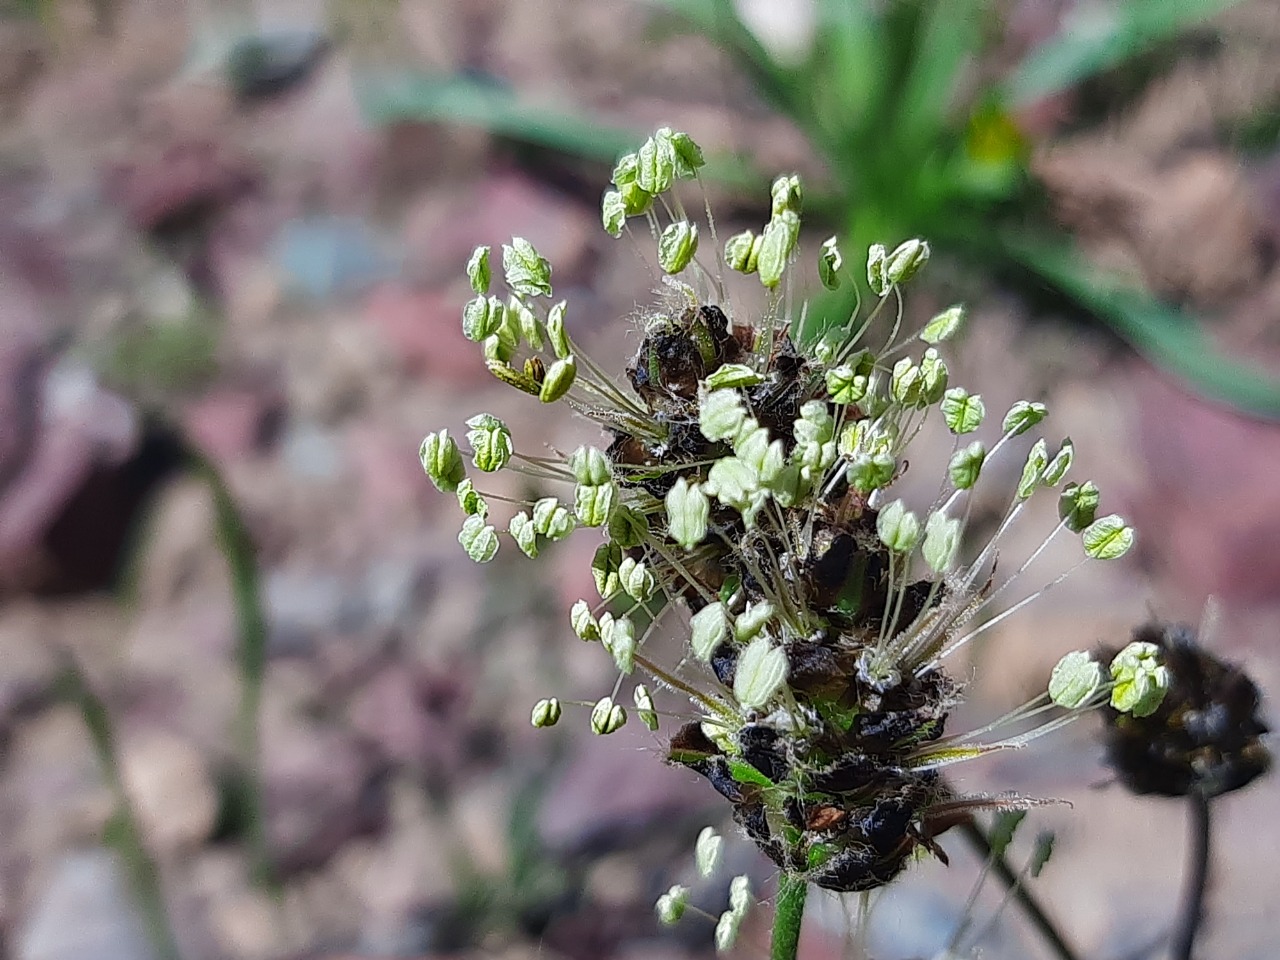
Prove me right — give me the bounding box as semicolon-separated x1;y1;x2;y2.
770;874;808;960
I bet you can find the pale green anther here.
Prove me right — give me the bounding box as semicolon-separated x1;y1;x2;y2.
455;478;487;517
462;295;499;342
733;422;771;471
1048;651;1103;708
607;504;649;548
1082;514;1135;560
794;400;834;445
602;614;636;674
703;456;760;514
1017;438;1049;500
618;556;655;602
1043;438;1074;486
668;129;705;178
922;510;961;574
891;356;923;406
714;911;741;954
1003;400;1048;436
618;178;652;216
591;541;624;598
919;348;948;404
941;388;985;434
724;230;758;273
666;477;710;550
699;388;748;442
877;499;922;553
509;511;538;558
502;237;552;297
658;220;699;275
819;235;842;290
728;875;751;917
634;684;659;731
734;635;788;710
695;826;723;878
734;601;774;642
867;243;889;296
636;133;675;195
767;462;807;506
704;363;763;390
508;296;543;351
848;452;896;493
574;481;617;527
884;238;930;286
465;413;513;472
1109;641;1169;717
419;429;465;492
530;697;561;728
546;301;571;358
948;441;985;490
612;152;639;187
920;305;965;344
482;333;512;364
690;602;728;662
590;696;627;735
532;497;575;540
539;355;577;403
466;245;491;295
568;445;611;485
655;885;689;926
758;438;786;486
601;190;627;237
770;173;803;217
1059;480;1100;532
826;363;869;404
486;359;541;396
757;215;793;289
458;514;499;563
570;599;599;641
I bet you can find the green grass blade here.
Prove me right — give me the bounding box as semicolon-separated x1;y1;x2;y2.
1004;236;1280;418
892;0;985;149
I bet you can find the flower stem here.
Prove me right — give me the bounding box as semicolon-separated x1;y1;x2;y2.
770;874;807;960
1172;791;1212;960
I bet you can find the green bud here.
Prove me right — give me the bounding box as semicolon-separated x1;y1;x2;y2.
818;235;842;290
569;600;599;643
1048;651;1103;708
690;602;728;662
462;295;500;342
757;215;793;289
634;684;659;731
455;478;487;517
502;237;553;297
658;220;699;275
948;441;986;490
770;173;803;217
1043;438;1074;486
1002;400;1048;436
539;355;577;403
618;556;655;602
482;333;512;364
574;481;617;527
602;190;627;237
591;541;624;598
637;132;675;194
466;245;491;295
546;301;571;358
733;635;788;710
734;601;774;642
612;152;639;187
1017;438;1049;500
699;387;748;442
466;414;513;473
1083;514;1135;560
918;348;948;404
655;885;688;926
619;179;652;216
941;388;985;434
590;696;627;735
884;238;930;286
602;614;637;673
848;452;896;493
458;514;499;563
920;305;965;344
704;363;763;390
922;510;961;574
1109;641;1169;717
668;129;705;178
703;456;760;515
532;497;575;540
714;910;741;953
419;429;465;492
876;499;922;553
728;875;751;917
1059;480;1100;532
508;511;538;558
695;826;723;878
826;363;869;404
531;697;562;727
666;477;710;550
724;230;759;273
867;243;888;295
891;356;923;406
568;446;611;485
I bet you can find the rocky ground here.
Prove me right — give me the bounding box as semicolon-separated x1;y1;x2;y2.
1;1;1279;959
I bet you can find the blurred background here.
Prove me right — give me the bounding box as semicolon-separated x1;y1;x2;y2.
1;0;1278;958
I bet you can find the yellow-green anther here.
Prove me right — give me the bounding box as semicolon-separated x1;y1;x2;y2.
948;441;986;490
919;348;948;404
876;499;922;553
668;129;705;178
891;356;923;406
695;826;723;878
733;421;770;470
547;301;571;358
486;359;541;396
794;400;834;446
921;305;965;344
508;511;538;558
508;296;543;351
602;190;626;237
462;295;500;342
922;510;961;574
569;445;612;485
634;684;659;731
942;387;985;434
727;875;751;917
1043;438;1074;486
532;497;574;540
699;388;747;442
704;363;763;390
466;245;491;295
570;599;599;641
618;556;655;602
455;478;487;517
618;179;652;216
1109;641;1168;717
767;462;807;506
1003;399;1048;436
636;132;675;195
591;541;624;598
703;456;760;514
658;220;698;275
419;429;465;492
590;696;627;735
465;413;513;472
612;152;639;186
602;614;637;674
666;477;709;550
607;505;649;548
757;212;798;289
884;238;930;285
724;230;758;273
502;237;552;297
482;333;512;364
819;236;842;290
574;480;616;528
458;514;499;563
690;602;728;662
531;697;562;727
1017;438;1049;500
733;635;788;710
867;242;889;295
770;173;803;217
1083;514;1135;560
714;910;741;954
1059;480;1100;532
655;885;688;926
539;355;577;403
826;363;868;404
848;452;896;493
1048;651;1103;708
734;601;774;642
757;439;786;486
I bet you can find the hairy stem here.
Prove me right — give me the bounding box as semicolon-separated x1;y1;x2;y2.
771;874;807;960
1171;792;1212;960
